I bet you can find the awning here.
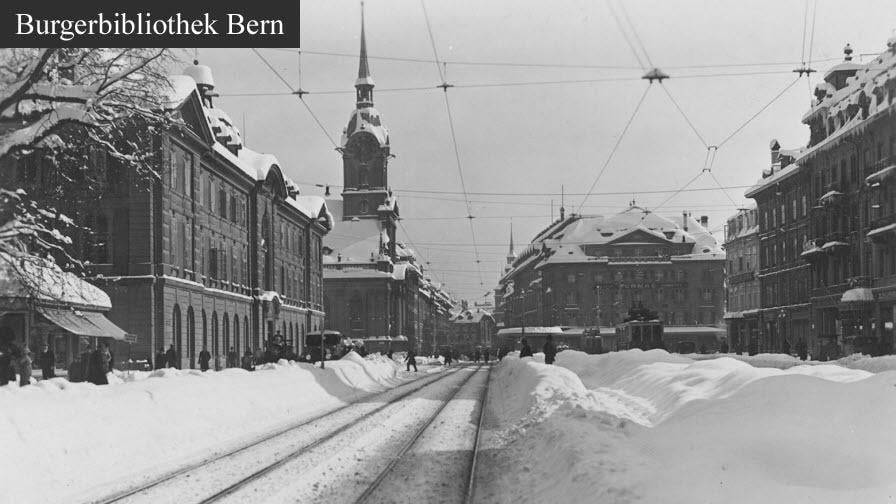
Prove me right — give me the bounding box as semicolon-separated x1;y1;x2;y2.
37;307;128;340
868;223;896;240
841;288;874;303
865;165;896;186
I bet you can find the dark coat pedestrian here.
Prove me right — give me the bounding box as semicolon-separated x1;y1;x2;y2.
720;340;730;354
88;347;108;385
405;349;418;372
0;327;20;386
443;348;453;366
241;350;255;371
796;338;808;361
165;344;177;369
39;345;55;380
483;349;490;363
155;347;167;370
543;336;558;365
519;339;533;358
199;348;211;371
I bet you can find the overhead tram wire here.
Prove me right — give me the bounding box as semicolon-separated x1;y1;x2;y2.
264;47;842;72
420;0;485;289
396;218;447;287
249;48;340;150
576;84;651;214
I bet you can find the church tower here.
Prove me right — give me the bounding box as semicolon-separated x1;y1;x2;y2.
338;4;398;257
339;4;393;223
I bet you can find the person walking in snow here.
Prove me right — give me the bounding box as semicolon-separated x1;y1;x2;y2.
242;349;255;371
199;346;211;371
519;338;533;358
0;327;19;386
88;344;108;385
155;346;167;370
165;344;178;369
543;335;557;365
39;343;55;380
483;348;490;363
405;349;418;372
796;338;808;361
227;347;239;368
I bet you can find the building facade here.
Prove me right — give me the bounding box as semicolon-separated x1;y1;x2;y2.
745;39;896;358
448;307;496;354
1;62;332;369
723;206;761;352
322;15;454;353
496;206;726;346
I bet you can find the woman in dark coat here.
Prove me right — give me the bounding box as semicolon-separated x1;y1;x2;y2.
519;338;533;358
543;335;558;365
199;346;211;371
39;344;55;379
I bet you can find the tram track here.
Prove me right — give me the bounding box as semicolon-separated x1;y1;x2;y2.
91;365;463;504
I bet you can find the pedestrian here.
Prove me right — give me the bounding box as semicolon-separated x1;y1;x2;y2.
165;344;177;369
17;346;33;386
781;339;791;356
241;349;255;371
155;346;167;370
38;343;55;380
227;346;238;368
483;348;490;363
88;344;108;385
543;335;557;365
796;338;808;361
519;338;533;358
263;344;273;364
0;326;20;386
198;346;211;371
284;345;297;361
443;348;452;366
720;340;730;354
405;348;418;372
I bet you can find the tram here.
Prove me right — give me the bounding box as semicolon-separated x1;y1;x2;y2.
303;330;342;361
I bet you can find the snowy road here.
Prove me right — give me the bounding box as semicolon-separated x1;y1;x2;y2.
99;364;490;504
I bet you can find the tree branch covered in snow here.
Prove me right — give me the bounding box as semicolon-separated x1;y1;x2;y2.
0;48;179;272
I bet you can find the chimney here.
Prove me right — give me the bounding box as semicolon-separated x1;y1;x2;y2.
769;139;781;166
682;211;689;231
700;215;709;228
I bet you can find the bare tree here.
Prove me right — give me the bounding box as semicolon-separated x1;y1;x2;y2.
0;48;178;270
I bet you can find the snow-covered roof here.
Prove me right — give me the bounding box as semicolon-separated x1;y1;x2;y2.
0;253;111;310
841;288;874;303
497;326;564;336
340;106;390;148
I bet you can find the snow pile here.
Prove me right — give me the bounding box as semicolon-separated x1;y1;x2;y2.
482;350;896;503
688;351;896;373
0;354;408;503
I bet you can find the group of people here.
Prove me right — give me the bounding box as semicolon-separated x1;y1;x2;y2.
518;334;558;364
1;326;113;387
156;337;302;373
472;347;490;363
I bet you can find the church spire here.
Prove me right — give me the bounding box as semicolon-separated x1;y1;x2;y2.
355;2;375;108
506;221;517;265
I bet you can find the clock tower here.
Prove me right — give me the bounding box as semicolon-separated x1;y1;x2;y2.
338;4;398;255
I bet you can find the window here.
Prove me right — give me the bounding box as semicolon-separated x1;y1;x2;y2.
567;273;576;284
565;291;577;306
360;199;369;213
204;175;212;208
219;188;227;216
209;246;218;279
230;194;237;223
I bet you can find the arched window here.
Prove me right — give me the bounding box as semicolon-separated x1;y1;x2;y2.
187;307;195;369
201;309;208;349
223;313;230;353
212;311;219;367
233;314;240;354
172;304;182;368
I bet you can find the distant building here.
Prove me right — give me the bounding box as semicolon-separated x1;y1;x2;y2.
723;206;760;352
321;13;454;352
449;307;496;353
745;39;896;358
495;205;726;345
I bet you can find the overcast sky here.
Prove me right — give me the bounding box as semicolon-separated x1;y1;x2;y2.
194;0;895;302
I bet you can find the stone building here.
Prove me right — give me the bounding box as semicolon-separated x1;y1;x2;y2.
745;38;896;358
496;205;726;346
722;206;761;352
322;13;454;353
1;62;332;369
448;307;496;354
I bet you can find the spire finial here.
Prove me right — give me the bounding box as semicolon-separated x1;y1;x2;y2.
355;2;375;107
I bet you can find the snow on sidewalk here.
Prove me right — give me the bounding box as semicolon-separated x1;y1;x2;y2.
478;350;896;504
0;352;427;503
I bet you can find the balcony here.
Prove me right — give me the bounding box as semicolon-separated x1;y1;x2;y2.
868;222;896;243
865;164;896;187
818;189;844;207
820;239;850;255
728;270;756;284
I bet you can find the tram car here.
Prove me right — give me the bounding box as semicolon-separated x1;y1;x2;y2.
362;336;410;355
303;330;342;361
615;304;665;350
581;327;620;354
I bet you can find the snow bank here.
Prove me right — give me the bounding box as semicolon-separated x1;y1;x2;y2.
483;350;896;503
0;353;408;503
